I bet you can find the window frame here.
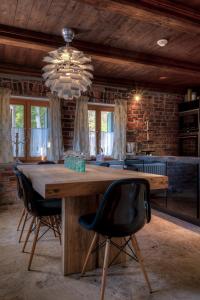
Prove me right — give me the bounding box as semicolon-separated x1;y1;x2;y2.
10;98;49;162
88;104;114;159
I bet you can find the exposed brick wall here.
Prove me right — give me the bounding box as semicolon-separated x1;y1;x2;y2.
0;80;184;205
61;100;76;150
127;91;183;155
0;164;17;205
61;86;129;150
61;88;183;155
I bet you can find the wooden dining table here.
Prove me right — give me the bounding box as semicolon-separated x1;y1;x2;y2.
18;163;168;275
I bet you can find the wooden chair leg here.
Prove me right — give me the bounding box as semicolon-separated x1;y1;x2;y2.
81;233;98;275
28;219;41;271
17;207;25;231
100;238;110;300
54;216;61;244
22;216;36;253
131;235;152;293
49;216;57;237
18;211;28;243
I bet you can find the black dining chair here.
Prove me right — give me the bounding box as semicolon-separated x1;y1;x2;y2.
14;161;56;242
96;162;110;167
38;160;55;165
123;164;139;171
13;165;24;230
13;166;31;243
16;170;61;270
79;178;152;300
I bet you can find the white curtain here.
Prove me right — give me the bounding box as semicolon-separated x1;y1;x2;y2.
47;95;64;161
73;96;90;158
112;99;127;160
0;88;13;163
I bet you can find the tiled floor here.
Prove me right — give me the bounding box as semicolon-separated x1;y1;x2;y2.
0;203;200;300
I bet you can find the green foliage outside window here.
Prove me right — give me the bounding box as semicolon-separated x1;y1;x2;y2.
10;105;24;128
31;106;48;128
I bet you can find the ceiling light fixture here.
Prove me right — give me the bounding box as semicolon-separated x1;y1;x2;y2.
42;28;93;100
130;87;144;102
134;94;141;102
157;39;168;47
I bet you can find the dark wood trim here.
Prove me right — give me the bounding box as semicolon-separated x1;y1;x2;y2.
93;76;186;92
88;105;114;112
76;0;200;34
0;25;200;76
0;62;42;77
0;62;186;93
141;0;200;22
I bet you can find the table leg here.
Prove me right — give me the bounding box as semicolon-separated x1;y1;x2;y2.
62;195;128;275
62;196;98;275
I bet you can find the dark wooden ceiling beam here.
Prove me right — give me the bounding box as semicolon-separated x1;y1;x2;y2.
75;0;200;34
0;62;42;77
0;62;185;93
0;25;200;77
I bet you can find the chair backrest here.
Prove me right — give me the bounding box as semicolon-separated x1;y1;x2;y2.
16;170;40;216
123;165;138;171
97;162;110;167
93;178;151;236
38;160;55;165
13;166;23;199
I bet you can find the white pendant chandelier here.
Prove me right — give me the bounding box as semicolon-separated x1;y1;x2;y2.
42;28;93;100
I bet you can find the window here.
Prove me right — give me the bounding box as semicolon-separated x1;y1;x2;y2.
88;105;114;157
10;99;48;161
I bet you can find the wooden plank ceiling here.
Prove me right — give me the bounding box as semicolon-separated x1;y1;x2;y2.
0;0;200;89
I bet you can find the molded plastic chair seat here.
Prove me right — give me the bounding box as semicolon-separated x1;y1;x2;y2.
38;160;55;165
79;212;144;238
123;165;138;171
96;162;110;167
34;198;61;216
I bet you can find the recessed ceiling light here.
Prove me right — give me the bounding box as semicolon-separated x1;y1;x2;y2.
157;39;168;47
159;76;168;80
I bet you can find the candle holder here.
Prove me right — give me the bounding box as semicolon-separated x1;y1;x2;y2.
141;119;155;155
11;128;32;162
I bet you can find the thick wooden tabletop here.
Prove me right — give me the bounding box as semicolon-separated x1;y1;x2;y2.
18;164;168;198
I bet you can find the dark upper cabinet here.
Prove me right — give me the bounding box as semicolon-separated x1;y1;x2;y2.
178;100;200;156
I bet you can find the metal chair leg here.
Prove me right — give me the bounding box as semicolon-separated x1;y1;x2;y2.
17;207;25;231
81;233;98;275
18;211;28;243
28;219;41;271
131;235;153;293
100;238;110;300
22;216;36;253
